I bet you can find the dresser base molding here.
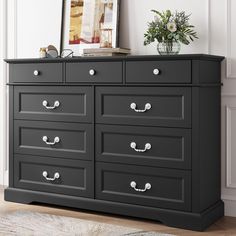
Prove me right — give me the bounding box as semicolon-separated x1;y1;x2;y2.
4;188;224;231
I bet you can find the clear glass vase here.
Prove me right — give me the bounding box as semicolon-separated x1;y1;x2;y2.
157;41;181;55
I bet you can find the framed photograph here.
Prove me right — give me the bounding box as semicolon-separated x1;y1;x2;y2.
61;0;120;56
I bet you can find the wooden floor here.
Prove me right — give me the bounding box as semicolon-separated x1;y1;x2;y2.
0;188;235;235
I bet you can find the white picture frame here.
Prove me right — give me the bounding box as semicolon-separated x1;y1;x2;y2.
61;0;120;56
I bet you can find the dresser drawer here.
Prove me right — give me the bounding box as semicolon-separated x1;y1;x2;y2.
10;63;63;83
14;86;92;123
14;155;93;197
96;125;191;169
96;163;191;211
126;60;191;83
96;87;191;128
14;120;93;160
66;62;122;83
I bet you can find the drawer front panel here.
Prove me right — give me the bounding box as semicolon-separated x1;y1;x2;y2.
66;62;122;83
96;125;191;169
10;63;63;83
14;155;93;197
96;87;191;127
96;163;191;211
14;121;93;160
14;86;92;123
126;60;191;83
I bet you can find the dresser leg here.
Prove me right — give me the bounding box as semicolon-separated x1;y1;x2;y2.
4;188;34;204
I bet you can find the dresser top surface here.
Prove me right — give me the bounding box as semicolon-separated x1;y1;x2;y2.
4;54;225;64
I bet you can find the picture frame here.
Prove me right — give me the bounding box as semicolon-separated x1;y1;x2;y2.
61;0;120;56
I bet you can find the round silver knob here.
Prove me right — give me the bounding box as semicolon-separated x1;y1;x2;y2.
54;101;60;107
42;136;48;142
34;70;39;76
153;68;160;75
42;171;48;178
130;181;136;188
89;69;96;76
42;100;47;107
54;137;60;143
130;142;136;149
130;103;136;110
145;183;152;190
145;143;152;150
145;103;152;110
54;172;60;179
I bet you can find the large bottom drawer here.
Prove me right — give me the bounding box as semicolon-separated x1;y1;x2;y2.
96;162;191;211
14;154;93;198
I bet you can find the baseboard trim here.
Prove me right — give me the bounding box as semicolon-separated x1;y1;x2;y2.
0;185;6;190
223;198;236;217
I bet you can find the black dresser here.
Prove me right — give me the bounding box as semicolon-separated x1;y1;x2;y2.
5;54;224;231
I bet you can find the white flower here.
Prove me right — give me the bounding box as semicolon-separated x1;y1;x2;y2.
167;22;177;32
154;15;159;23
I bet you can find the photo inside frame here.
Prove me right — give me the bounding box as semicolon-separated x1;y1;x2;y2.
69;0;117;47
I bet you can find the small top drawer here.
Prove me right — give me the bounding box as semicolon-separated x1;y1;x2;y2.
66;62;122;83
10;63;63;83
126;60;191;83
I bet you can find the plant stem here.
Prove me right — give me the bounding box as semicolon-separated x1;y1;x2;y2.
166;41;173;54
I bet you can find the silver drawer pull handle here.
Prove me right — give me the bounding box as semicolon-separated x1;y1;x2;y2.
153;68;160;75
130;181;151;192
130;142;151;152
42;100;60;110
42;171;60;181
34;70;40;76
89;69;96;76
42;136;60;145
130;103;151;113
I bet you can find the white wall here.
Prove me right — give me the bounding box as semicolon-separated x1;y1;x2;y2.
0;0;8;187
16;0;63;58
119;0;210;54
2;0;236;217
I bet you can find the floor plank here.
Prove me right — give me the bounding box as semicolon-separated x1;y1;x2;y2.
0;189;235;235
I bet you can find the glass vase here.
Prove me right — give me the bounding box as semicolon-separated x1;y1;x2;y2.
157;41;181;55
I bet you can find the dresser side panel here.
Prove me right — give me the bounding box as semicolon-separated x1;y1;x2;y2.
192;87;221;212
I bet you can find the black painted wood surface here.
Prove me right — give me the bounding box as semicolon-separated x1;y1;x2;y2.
14;86;93;123
10;63;63;83
96;124;191;169
5;54;224;231
66;61;123;83
14;155;93;197
14;120;93;160
126;60;191;83
96;162;191;211
96;87;191;127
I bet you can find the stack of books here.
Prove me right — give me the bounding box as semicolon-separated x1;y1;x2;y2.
82;48;131;57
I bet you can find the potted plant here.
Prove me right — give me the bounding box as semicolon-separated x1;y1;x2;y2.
144;10;198;55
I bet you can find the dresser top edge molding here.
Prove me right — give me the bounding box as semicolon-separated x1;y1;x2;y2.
4;54;225;64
